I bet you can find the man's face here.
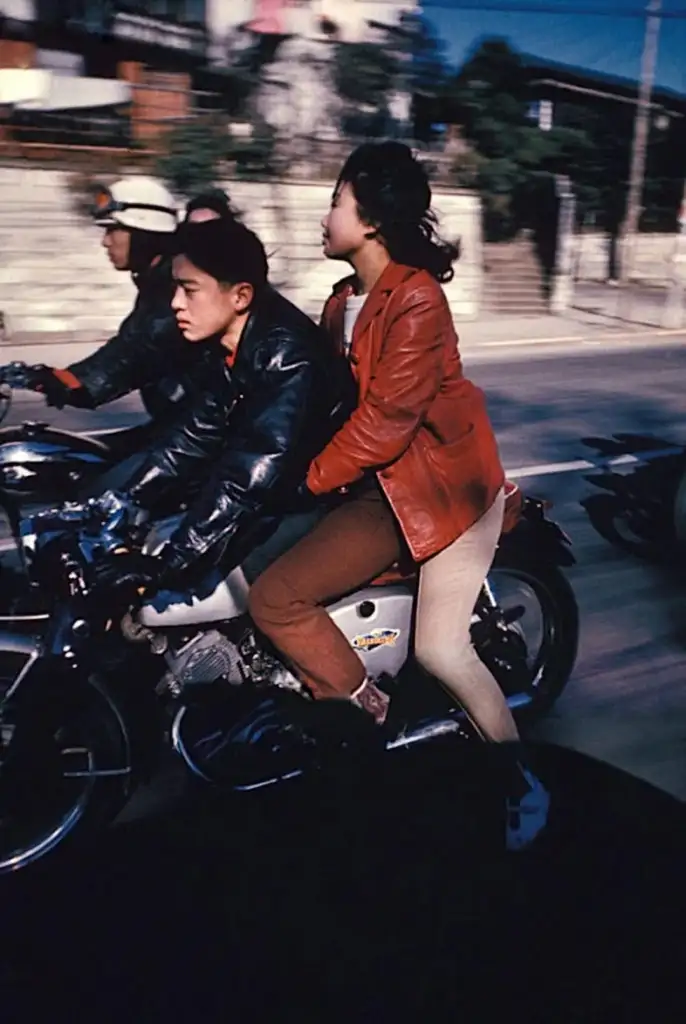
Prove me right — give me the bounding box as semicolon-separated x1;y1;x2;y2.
101;225;131;270
187;207;221;224
321;181;370;261
171;254;253;343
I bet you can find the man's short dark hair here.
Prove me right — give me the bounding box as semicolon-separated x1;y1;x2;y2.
174;218;269;292
184;188;235;222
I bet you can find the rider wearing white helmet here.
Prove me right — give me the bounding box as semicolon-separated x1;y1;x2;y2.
26;176;234;420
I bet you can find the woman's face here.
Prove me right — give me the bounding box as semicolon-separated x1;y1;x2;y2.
171;254;252;343
321;182;371;260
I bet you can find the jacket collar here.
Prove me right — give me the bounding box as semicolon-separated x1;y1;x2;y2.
132;255;172;295
336;261;419;347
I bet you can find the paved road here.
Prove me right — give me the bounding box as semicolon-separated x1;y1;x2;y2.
2;343;686;801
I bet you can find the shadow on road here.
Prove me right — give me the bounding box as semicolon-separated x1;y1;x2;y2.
1;742;684;1022
485;382;686;473
580;433;686;563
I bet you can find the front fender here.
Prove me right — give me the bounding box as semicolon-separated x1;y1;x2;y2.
6;639;164;785
498;497;576;568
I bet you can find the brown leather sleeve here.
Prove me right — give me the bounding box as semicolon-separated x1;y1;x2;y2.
306;283;449;495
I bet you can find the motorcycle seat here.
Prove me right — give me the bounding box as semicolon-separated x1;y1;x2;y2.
368;480;523;587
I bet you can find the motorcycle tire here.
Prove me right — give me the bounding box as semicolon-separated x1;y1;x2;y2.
0;673;133;875
672;465;686;558
490;550;579;722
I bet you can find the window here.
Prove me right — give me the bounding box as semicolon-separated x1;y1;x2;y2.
116;1;205;26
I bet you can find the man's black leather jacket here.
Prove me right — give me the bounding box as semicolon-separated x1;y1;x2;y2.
122;286;357;577
66;258;201;419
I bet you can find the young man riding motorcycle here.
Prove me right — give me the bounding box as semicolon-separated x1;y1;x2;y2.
23;178;236;423
89;216;356;597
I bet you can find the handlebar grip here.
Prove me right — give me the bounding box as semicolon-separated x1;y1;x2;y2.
0;361;31;388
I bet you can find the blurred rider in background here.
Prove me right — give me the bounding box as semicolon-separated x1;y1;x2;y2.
24;179;235;423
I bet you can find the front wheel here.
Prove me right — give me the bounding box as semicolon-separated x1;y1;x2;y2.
0;674;133;874
484;551;579;722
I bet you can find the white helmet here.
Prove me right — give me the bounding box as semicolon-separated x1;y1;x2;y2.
93;176;179;233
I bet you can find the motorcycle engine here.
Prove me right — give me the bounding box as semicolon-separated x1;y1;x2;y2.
159;630;246;696
120;613;304;698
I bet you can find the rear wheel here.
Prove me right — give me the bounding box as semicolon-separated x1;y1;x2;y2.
480;552;579;722
0;674;133;874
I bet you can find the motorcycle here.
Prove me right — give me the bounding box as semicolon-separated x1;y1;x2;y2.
0;485;578;874
580;432;686;562
0;362;154;504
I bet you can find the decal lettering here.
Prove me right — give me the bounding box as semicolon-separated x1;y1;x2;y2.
351;628;401;653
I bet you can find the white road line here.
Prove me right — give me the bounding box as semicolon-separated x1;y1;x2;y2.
478;327;686;348
0;435;682;558
506;447;683;479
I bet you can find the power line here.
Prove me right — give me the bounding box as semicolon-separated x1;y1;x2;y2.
423;3;686;17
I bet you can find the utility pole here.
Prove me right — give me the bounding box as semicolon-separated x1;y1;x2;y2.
662;180;686;328
620;0;662;292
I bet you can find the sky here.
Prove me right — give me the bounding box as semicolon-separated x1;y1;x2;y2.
423;0;686;94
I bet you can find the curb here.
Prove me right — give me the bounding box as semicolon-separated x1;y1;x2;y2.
474;326;686;347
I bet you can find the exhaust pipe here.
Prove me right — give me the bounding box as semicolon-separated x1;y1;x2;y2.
386;692;533;751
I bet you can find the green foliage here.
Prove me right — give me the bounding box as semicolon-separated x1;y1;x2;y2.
228;118;279;180
155;117;229;197
445;36;684;239
333;41;398;109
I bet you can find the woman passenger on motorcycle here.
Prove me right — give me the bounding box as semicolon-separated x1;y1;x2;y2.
249;141;549;851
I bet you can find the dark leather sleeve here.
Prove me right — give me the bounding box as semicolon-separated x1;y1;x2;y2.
159;333;321;573
125;353;237;509
66;302;187;409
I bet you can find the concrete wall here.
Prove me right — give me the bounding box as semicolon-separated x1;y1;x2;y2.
0;167;482;338
575;231;684;283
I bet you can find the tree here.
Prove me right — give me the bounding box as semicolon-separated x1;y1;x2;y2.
333;41;396;109
156;117;229;198
445;39;591;240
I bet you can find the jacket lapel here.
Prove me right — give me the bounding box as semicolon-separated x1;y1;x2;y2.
351;261;417;350
327;283;351;356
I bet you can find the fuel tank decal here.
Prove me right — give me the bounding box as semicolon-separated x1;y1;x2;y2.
351;628;401;652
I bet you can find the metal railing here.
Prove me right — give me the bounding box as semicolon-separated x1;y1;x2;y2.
0;87;460;185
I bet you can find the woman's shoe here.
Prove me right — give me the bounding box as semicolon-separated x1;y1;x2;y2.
351;678;391;725
506;765;550;852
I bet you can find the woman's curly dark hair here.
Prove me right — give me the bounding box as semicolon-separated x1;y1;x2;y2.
336;142;460;283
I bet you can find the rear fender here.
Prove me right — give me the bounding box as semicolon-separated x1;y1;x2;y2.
497;496;575;567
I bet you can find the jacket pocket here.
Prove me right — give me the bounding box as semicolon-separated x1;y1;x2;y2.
424;423;476;464
423;423;495;520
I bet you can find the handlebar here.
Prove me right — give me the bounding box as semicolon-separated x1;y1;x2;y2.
18;491;150;594
0;361;33;389
0;361;39;427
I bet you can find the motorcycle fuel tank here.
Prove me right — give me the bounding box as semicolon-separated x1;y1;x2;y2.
139;514;251;627
0;422;110;499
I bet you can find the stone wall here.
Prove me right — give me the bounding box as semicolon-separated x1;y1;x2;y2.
575;231;683;283
0;167;482;337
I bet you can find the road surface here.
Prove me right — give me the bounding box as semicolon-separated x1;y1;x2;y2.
2;342;686;801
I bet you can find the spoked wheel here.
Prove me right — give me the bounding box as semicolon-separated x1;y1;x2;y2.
479;553;579;722
0;675;132;874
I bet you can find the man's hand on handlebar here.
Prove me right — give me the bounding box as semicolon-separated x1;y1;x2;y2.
0;362;94;409
23;365;94;409
90;548;162;598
